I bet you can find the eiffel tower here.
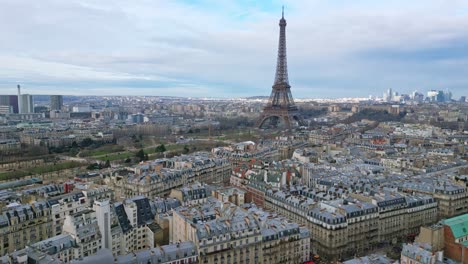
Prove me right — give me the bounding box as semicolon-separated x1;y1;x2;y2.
257;7;303;129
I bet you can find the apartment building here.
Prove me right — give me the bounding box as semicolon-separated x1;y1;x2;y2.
27;234;77;263
121;196;156;252
352;192;438;243
443;213;468;263
4;232;197;264
106;153;230;200
172;197;311;264
169;182;208;206
247;204;311;263
400;243;443;264
253;184;438;261
212;187;245;206
115;241;198;264
401;181;468;219
62;209;102;258
0;201;53;255
48;192;88;235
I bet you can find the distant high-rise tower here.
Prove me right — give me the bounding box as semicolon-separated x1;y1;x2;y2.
17;85;22;113
20;94;34;113
257;7;303;129
0;95;18;113
385;88;393;102
50;95;63;111
17;85;34;113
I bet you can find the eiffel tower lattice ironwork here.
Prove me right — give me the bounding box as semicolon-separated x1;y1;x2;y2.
257;7;304;129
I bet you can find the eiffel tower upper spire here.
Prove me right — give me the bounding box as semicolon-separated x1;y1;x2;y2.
274;6;289;86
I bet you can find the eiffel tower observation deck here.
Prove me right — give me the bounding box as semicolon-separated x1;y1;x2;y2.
257;7;304;129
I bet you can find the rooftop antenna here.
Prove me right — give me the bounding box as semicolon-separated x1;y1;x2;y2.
282;6;284;18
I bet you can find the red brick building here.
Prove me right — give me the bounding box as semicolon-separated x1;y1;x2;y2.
443;214;468;263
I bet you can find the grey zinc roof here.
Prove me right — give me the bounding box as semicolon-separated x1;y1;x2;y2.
71;249;114;264
114;202;132;233
31;234;75;255
343;253;394;264
115;242;197;264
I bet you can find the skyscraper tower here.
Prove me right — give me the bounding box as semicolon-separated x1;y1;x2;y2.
17;84;34;114
257;7;303;129
17;84;22;114
50;95;63;111
20;94;34;113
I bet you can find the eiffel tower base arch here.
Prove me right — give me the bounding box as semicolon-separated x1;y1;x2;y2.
257;111;304;129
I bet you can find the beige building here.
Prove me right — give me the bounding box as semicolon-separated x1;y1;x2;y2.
106;153;230;200
121;197;156;252
0;201;53;255
172;197;311;264
258;185;438;261
401;181;468;219
48;191;88;235
169;182;208;206
27;234;78;263
249;204;311;263
434;185;468;219
351;192;438;244
415;224;445;252
400;243;443;264
212;187;245;206
62;209;102;258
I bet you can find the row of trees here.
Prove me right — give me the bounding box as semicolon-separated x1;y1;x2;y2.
344;109;407;124
87;160;111;170
135;144;167;162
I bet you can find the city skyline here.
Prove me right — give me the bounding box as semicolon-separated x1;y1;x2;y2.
1;0;468;98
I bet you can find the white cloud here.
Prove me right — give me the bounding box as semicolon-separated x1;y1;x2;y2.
0;0;467;97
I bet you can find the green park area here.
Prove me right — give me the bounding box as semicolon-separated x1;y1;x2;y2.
91;140;228;163
0;161;84;181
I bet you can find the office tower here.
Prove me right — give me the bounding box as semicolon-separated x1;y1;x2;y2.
50;95;63;111
386;88;393;102
427;90;438;102
0;95;9;106
17;84;21;113
9;95;18;113
0;95;19;113
19;94;34;113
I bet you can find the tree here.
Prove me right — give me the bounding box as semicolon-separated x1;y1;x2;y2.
155;144;166;153
81;138;94;147
135;149;145;162
183;145;190;154
26;146;48;156
104;160;111;168
69;147;79;157
87;163;100;170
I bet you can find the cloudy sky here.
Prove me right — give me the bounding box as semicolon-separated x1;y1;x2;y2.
1;0;467;98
